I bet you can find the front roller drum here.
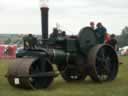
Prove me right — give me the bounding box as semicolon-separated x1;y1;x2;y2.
88;44;119;82
6;57;54;89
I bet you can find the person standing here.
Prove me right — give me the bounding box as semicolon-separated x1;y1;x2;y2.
108;34;117;50
95;22;107;44
104;33;111;44
90;21;95;30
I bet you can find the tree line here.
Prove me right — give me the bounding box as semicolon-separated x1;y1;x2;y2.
117;26;128;48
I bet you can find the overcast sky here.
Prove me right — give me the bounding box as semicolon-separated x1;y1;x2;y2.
0;0;128;35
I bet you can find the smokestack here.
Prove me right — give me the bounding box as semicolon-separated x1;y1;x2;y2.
40;0;49;40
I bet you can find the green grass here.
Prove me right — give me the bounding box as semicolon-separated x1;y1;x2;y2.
0;56;128;96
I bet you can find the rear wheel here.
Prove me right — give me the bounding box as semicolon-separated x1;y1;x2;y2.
87;44;119;82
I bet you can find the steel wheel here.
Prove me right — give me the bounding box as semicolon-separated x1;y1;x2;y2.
87;44;119;82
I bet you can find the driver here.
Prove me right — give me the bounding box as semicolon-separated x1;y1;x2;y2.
95;22;107;44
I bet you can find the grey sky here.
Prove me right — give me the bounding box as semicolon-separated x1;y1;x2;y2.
0;0;128;35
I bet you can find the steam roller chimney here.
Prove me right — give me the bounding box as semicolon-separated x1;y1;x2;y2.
40;0;49;40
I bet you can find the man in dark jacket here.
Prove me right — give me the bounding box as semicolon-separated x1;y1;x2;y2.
95;22;107;44
108;34;117;50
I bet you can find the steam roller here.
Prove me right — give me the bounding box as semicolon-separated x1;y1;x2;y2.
6;1;119;90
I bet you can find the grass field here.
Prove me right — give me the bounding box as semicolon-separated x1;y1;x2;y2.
0;56;128;96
